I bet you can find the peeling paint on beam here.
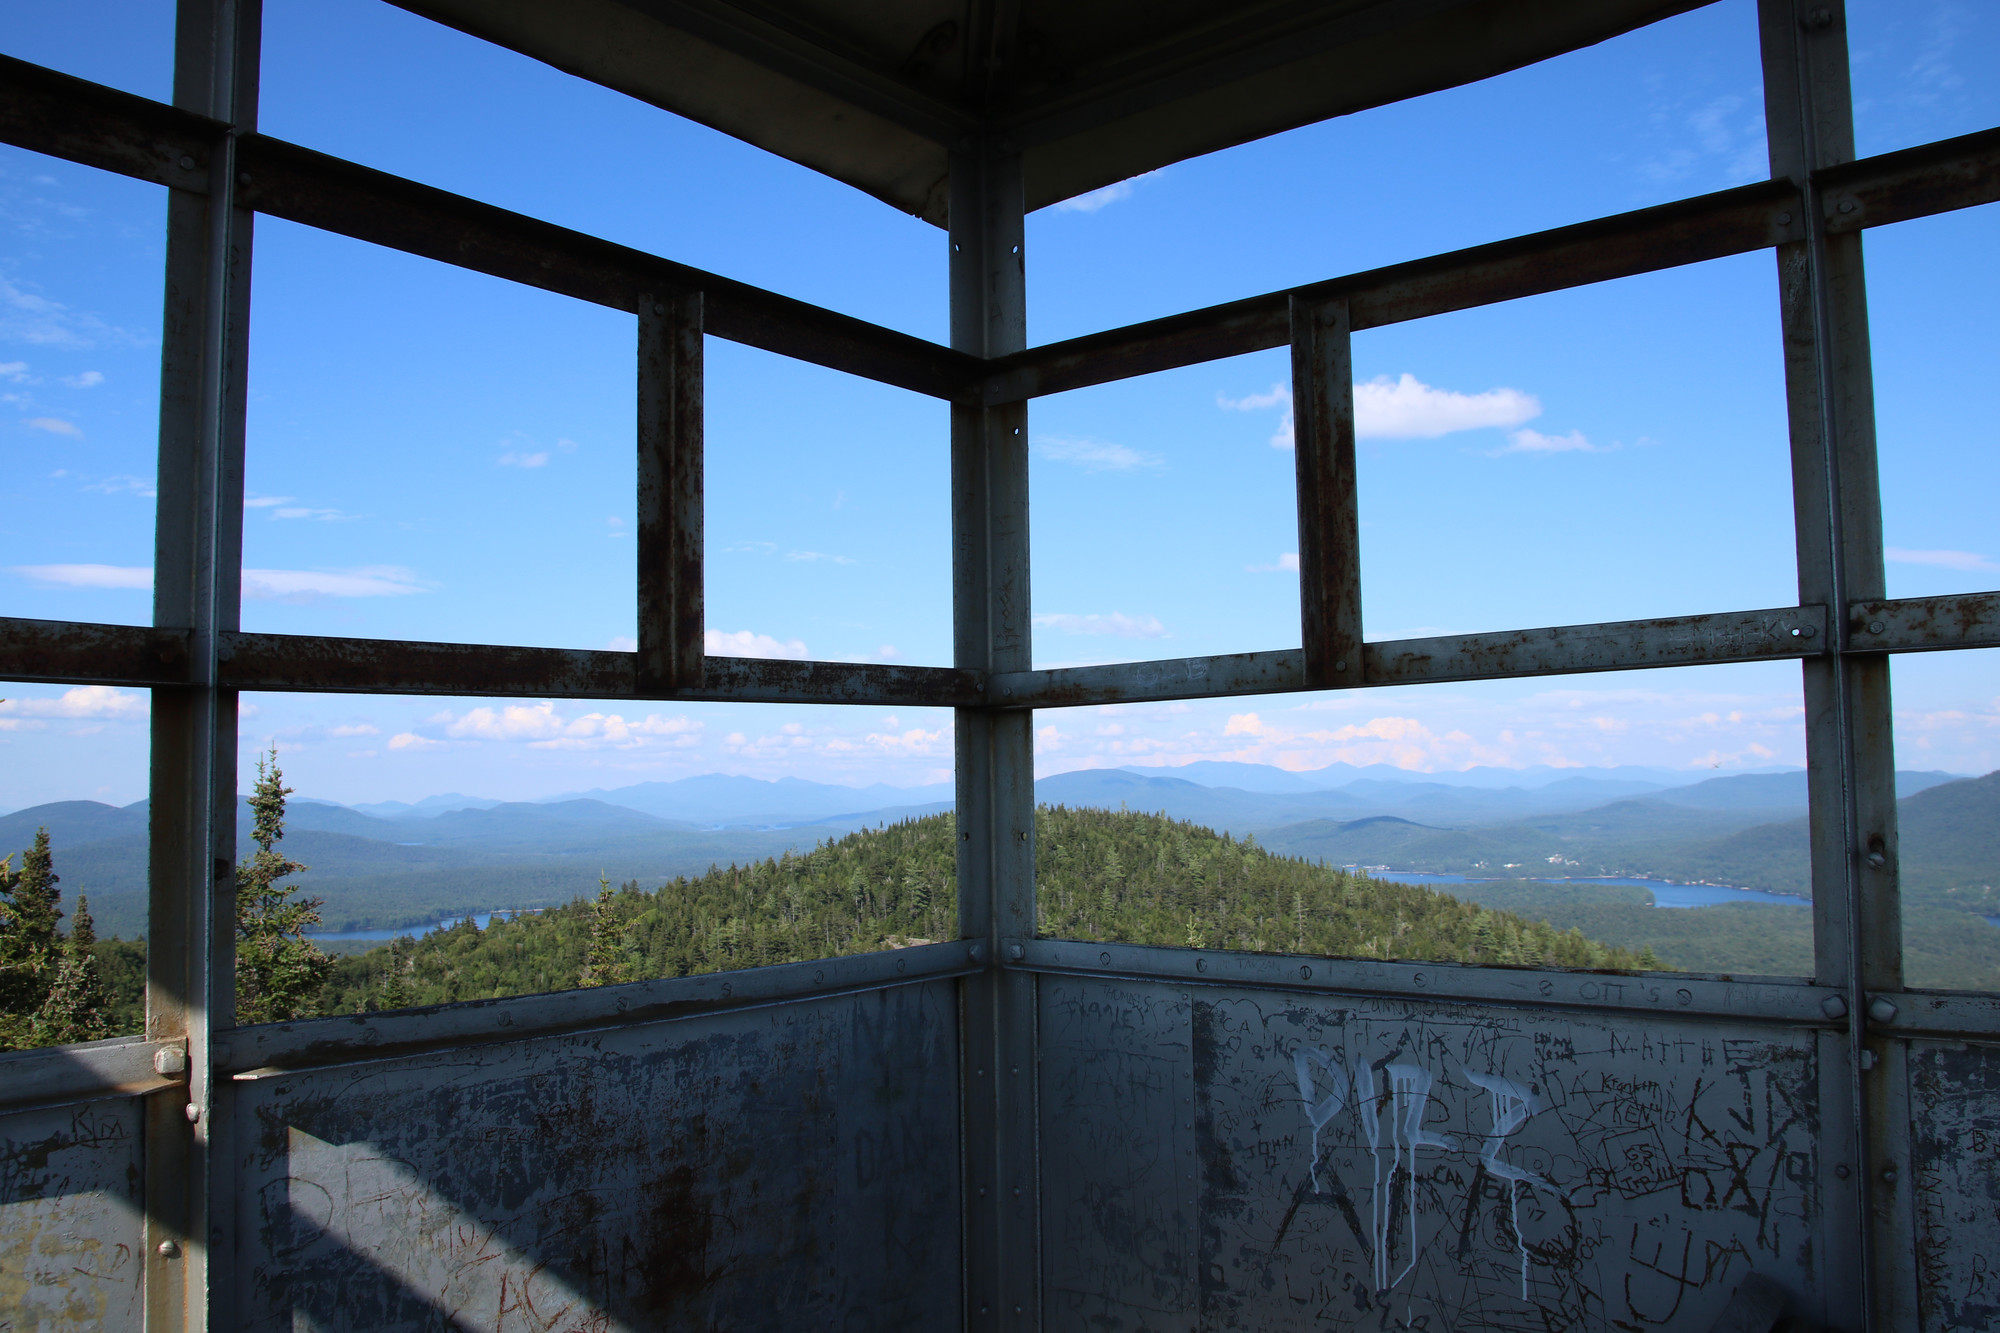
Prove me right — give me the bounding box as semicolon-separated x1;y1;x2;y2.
0;615;188;686
216;940;983;1077
1008;936;1838;1027
1818;126;2000;235
1848;590;2000;653
216;630;982;705
990;606;1827;707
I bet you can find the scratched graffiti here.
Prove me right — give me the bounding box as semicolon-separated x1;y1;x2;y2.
232;982;960;1331
0;1097;144;1331
1041;980;1820;1332
1910;1039;2000;1332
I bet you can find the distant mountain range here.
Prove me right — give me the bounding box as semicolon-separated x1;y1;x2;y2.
2;764;1985;967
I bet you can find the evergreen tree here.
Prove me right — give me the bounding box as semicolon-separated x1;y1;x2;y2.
581;874;630;987
32;895;110;1046
235;748;332;1024
0;829;67;1048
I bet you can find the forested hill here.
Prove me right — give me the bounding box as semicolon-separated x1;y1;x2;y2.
322;807;1653;1013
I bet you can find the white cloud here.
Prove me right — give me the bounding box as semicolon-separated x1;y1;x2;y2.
605;634;638;652
0;362;28;382
244;494;294;508
60;371;104;388
1358;374;1542;439
11;563;152;589
1035;612;1168;639
25;416;80;437
0;275;138;349
786;550;856;565
242;567;426;600
705;628;809;659
1497;428;1612;455
499;451;549;468
1887;547;1998;573
1034;436;1161;472
1248;553;1299;573
1226;375;1544;448
435;700;701;751
272;506;348;521
327;724;380;738
0;686;146;720
387;732;441;751
1053;170;1162;214
82;474;155;497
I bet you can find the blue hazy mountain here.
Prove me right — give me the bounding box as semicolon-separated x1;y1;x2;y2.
543;773;956;826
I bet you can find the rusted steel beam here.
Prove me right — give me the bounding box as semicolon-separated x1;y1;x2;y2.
982;127;2000;404
1006;937;1841;1027
215;940;982;1077
216;630;982;705
1290;295;1362;689
0;56;977;401
981;180;1802;403
637;293;706;693
1364;603;1830;686
0;53;219;194
1819;125;2000;234
0;1036;183;1114
1846;590;2000;653
0;616;189;685
989;606;1828;707
231;134;975;399
1864;989;2000;1041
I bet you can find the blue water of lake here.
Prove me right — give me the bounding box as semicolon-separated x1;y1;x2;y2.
1358;871;1807;909
310;909;539;942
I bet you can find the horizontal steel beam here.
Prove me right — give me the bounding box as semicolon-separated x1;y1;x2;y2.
0;616;189;686
1006;936;1842;1027
215;630;983;705
1867;989;2000;1041
983;126;2000;403
990;605;1829;708
1849;590;2000;654
0;1035;181;1115
218;939;983;1077
0;54;977;402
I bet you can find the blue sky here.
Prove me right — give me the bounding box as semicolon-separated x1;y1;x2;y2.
0;0;1995;808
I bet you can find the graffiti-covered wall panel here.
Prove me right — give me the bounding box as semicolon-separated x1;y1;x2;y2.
1910;1039;2000;1333
0;1096;144;1330
232;981;960;1332
1041;979;1821;1332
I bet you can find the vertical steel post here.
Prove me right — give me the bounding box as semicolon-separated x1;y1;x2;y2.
150;2;258;1329
951;145;1037;1331
637;292;706;695
1288;295;1363;688
1758;2;1909;1328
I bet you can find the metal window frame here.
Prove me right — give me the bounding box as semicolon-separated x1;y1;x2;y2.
0;1;1996;1329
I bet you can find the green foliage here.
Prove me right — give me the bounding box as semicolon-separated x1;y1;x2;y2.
235;749;332;1025
319;808;1651;1014
0;828;117;1049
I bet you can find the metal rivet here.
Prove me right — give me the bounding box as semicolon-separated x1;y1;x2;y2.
1881;1165;1898;1184
1012;1187;1020;1197
1838;199;1856;213
1866;851;1887;869
1010;1066;1018;1076
1001;686;1013;697
1868;620;1885;634
154;1047;188;1077
1835;1164;1851;1179
1820;994;1848;1020
653;303;665;315
157;1239;181;1258
977;1186;987;1196
1195;957;1207;972
1867;996;1898;1024
1333;659;1348;673
177;155;195;170
237;171;251;186
1007;942;1024;960
1800;625;1816;638
1099;951;1111;966
184;1103;201;1123
1802;6;1833;29
1777;211;1792;225
1300;965;1313;980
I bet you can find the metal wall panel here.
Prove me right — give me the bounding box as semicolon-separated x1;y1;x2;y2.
1909;1039;2000;1332
0;1096;146;1329
229;982;960;1331
1041;978;1824;1331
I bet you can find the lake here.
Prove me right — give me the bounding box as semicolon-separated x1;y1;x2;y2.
1358;870;1809;909
310;909;540;942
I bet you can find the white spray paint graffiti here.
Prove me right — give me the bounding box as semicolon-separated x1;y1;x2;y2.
1297;1054;1541;1296
1464;1071;1549;1299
